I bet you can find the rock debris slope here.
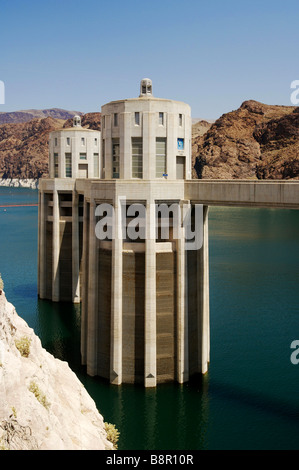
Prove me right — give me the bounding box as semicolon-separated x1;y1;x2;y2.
0;292;113;450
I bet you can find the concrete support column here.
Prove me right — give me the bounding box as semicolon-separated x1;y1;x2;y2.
86;199;98;376
81;198;89;366
38;190;46;299
176;201;189;383
110;199;123;385
72;191;80;303
144;200;157;387
52;189;60;302
197;205;210;374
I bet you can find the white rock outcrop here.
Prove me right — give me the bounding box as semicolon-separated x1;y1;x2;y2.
0;179;38;189
0;292;113;450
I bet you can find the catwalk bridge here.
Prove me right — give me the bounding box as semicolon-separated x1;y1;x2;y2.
185;180;299;209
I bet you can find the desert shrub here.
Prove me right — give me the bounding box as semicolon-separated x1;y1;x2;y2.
104;422;120;449
28;381;50;410
15;337;31;358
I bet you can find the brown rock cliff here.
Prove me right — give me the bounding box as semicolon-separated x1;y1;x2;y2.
193;100;299;180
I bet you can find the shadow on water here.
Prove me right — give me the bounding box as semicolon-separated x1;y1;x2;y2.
209;379;299;424
36;299;81;370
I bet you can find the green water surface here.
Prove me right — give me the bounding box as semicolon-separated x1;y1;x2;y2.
1;187;299;450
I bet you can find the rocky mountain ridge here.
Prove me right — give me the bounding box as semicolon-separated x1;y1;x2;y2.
0;102;298;181
0;108;82;125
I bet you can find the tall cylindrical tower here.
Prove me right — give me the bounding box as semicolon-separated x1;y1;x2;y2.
48;116;101;179
79;80;209;387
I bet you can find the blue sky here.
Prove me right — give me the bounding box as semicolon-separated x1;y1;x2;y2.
0;0;298;119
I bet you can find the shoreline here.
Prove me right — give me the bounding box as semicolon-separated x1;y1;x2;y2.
0;178;39;189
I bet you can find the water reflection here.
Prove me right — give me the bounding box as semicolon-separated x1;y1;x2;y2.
35;294;212;450
87;377;211;450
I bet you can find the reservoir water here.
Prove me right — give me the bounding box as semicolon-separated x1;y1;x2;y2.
1;186;299;450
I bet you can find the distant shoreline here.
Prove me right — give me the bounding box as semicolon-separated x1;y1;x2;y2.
0;178;38;189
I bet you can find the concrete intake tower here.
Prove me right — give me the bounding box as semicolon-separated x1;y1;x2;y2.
38;79;210;387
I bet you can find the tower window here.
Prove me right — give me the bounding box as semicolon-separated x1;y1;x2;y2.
81;137;85;145
65;153;72;178
95;138;98;145
114;113;118;127
80;153;87;160
54;153;59;178
94;153;99;178
112;138;120;178
135;112;140;126
159;112;164;126
179;114;183;126
102;139;105;174
66;137;70;146
156;138;166;177
55;138;58;146
132;138;143;178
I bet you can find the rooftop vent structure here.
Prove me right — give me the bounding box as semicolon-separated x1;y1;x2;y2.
73;115;82;127
139;78;153;97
